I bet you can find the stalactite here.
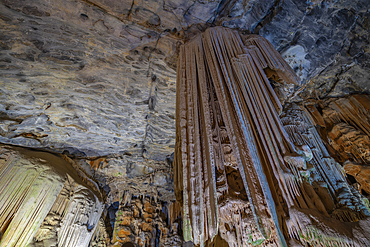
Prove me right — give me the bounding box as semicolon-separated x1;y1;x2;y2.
323;95;370;137
281;103;370;242
0;145;103;247
318;95;370;164
0;149;65;247
174;26;310;247
30;174;104;247
174;27;370;247
167;201;182;227
89;219;109;247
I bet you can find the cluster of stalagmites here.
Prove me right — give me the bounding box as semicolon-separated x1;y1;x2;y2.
107;191;182;247
174;26;370;247
0;145;103;247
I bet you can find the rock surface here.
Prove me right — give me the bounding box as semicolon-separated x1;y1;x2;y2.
174;27;370;247
217;0;370;100
0;0;178;160
111;193;182;247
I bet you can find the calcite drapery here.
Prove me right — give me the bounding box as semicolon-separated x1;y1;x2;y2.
322;95;370;164
281;103;370;245
174;27;370;247
174;27;304;246
0;145;103;247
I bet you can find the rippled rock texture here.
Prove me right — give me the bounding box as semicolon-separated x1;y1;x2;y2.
0;0;178;160
1;0;369;159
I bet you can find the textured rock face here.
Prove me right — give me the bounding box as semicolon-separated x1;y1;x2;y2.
111;192;182;247
0;0;178;160
297;95;370;209
72;152;180;246
216;0;370;101
1;0;369;160
321;95;370;162
0;0;369;160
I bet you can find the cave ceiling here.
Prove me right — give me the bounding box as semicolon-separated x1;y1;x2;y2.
0;0;369;161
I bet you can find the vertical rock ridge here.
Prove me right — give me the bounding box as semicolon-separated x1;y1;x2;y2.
0;150;64;247
174;26;305;247
281;102;370;245
174;26;370;247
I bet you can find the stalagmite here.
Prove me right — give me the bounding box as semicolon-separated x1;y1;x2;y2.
174;27;370;246
112;194;182;247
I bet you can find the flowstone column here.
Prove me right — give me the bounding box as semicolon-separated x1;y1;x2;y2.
174;27;370;247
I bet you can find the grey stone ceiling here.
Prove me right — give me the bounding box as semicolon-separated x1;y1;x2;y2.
0;0;369;160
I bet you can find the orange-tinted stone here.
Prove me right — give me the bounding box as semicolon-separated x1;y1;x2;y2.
141;222;152;232
133;208;140;218
122;216;131;226
143;212;152;220
144;201;154;213
118;228;131;239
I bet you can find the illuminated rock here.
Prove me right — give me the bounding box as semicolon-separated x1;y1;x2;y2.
0;145;103;247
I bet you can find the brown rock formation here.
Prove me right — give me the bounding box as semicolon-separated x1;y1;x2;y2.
0;0;369;246
300;95;370;217
112;191;182;247
174;27;370;246
344;162;370;195
321;95;370;164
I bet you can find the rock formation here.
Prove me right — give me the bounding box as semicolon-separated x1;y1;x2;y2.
0;145;103;247
174;27;370;246
111;192;182;247
302;94;370;212
0;0;370;246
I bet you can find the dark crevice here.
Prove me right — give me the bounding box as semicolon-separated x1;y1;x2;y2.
253;0;284;34
212;0;239;24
